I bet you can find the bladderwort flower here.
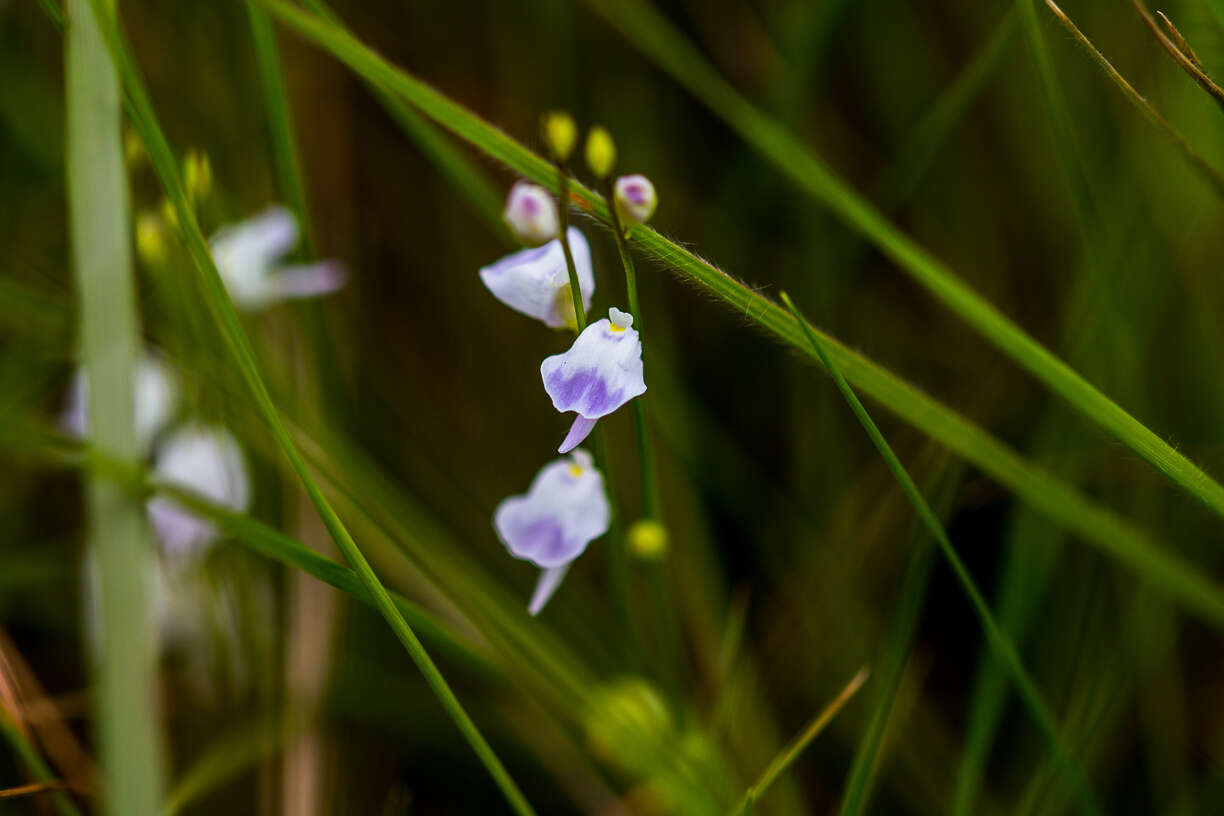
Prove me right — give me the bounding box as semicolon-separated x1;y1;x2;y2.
209;206;346;311
62;351;180;454
494;449;610;614
146;424;252;562
542;307;647;453
502;180;559;246
614;174;658;226
479;227;595;329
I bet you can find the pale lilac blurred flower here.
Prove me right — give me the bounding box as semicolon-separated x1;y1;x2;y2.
494;449;610;614
209;206;345;311
613;174;657;225
61;351;179;454
146;424;251;562
502;181;559;245
479;227;594;329
541;307;646;453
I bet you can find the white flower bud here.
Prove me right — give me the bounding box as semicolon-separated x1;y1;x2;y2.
614;174;657;226
503;181;559;245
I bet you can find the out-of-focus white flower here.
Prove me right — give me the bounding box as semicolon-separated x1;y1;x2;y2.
541;307;646;453
479;227;594;329
146;424;251;562
494;449;610;614
209;206;346;311
61;352;179;454
614;174;657;226
502;181;559;246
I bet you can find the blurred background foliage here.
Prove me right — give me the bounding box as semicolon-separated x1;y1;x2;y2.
4;0;1224;813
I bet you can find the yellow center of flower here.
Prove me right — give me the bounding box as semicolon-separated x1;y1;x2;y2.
608;323;625;333
568;464;584;477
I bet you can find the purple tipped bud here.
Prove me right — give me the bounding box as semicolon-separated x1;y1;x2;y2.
614;174;657;226
503;181;559;245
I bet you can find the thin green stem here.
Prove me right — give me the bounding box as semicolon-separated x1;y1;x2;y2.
66;1;164;813
732;667;871;816
554;163;588;333
781;292;1103;816
81;5;535;814
245;0;313;255
603;176;659;519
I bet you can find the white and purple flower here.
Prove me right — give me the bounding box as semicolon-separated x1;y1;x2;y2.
146;424;252;562
61;352;180;454
479;227;594;330
209;206;345;311
541;307;646;453
494;449;610;614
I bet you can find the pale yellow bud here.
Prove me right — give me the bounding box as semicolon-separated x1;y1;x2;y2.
628;519;668;560
585;125;616;179
183;149;213;203
542;111;577;162
135;212;168;267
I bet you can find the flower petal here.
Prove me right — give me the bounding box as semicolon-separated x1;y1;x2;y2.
479;228;593;328
62;351;180;454
528;564;570;615
268;261;347;299
148;424;251;559
558;415;598;453
493;449;610;569
541;309;647;422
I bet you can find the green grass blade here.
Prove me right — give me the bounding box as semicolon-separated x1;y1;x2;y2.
78;4;536;813
837;469;961;816
576;0;1224;523
733;667;871;816
66;0;165;812
255;0;1224;635
780;292;1102;816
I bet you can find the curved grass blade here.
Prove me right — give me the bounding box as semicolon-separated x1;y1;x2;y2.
575;0;1224;524
780;292;1102;816
77;4;536;813
255;0;1224;634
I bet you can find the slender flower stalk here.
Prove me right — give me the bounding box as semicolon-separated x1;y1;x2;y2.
543;113;633;641
66;0;165;813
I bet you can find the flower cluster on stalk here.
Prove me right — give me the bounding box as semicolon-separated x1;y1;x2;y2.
479;113;658;614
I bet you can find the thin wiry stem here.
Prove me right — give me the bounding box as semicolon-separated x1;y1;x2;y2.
732;667;871;816
1130;0;1224;113
1046;0;1224;199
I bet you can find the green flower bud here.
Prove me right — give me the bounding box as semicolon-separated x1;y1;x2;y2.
628;519;668;560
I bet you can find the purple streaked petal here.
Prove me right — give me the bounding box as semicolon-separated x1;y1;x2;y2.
559;415;598;454
528;564;570;615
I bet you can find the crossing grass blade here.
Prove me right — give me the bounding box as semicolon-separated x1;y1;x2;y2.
254;0;1224;636
780;292;1102;816
76;3;537;813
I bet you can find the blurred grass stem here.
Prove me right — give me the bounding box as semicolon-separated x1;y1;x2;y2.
781;293;1102;816
66;0;165;813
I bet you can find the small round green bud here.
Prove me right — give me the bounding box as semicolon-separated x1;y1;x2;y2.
614;174;657;226
585;125;617;179
628;519;668;560
541;111;577;162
